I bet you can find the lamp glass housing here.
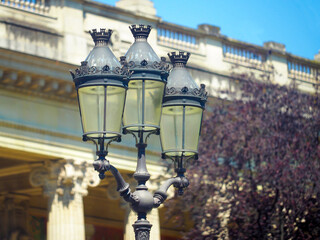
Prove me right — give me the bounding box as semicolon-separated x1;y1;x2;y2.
161;105;203;157
122;25;166;132
123;79;164;131
78;85;126;139
160;51;207;161
73;29;127;141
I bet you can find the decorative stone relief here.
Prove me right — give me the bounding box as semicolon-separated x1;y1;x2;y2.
29;167;49;187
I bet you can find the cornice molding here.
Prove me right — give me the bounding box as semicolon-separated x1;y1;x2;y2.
83;0;160;22
0;18;61;36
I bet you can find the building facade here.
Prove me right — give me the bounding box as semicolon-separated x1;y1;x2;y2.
0;0;319;239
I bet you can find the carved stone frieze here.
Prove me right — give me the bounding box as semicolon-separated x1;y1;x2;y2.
0;68;76;103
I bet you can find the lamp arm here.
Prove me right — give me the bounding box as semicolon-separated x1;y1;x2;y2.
109;165;139;204
153;176;189;208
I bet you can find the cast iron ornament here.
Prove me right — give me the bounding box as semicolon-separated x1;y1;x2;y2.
168;51;190;66
136;231;149;240
165;84;208;101
89;28;112;45
122;58;171;71
70;61;131;79
70;28;132;79
129;24;151;39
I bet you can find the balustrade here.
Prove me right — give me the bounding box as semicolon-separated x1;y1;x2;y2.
157;27;198;51
223;44;272;71
223;44;264;62
0;0;49;15
288;60;319;84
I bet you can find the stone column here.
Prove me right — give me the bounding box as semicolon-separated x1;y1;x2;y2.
0;194;30;239
30;159;100;240
124;209;137;240
147;208;161;240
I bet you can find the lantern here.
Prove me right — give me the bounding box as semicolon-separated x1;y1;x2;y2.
160;52;207;172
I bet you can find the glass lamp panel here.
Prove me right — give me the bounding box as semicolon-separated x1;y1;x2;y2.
78;86;104;138
160;106;183;156
105;86;126;138
78;85;126;138
184;106;203;151
122;80;142;131
144;80;165;128
160;105;203;157
123;80;165;131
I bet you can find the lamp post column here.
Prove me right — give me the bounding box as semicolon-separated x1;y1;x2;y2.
134;135;150;189
131;135;153;240
124;208;161;240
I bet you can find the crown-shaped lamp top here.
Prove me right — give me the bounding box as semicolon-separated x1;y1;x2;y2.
166;51;198;89
125;24;160;63
129;24;151;39
84;28;121;69
168;52;190;67
89;28;112;46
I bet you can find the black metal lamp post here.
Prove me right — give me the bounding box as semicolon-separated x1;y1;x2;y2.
71;25;207;240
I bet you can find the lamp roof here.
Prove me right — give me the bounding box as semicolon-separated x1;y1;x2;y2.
167;52;199;90
125;25;160;64
85;28;121;70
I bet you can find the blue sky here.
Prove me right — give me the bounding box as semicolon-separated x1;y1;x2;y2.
99;0;320;60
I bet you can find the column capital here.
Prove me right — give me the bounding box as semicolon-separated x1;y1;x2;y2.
29;159;100;198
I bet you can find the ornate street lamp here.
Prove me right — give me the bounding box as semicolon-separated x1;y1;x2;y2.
121;24;170;239
122;24;168;134
71;25;207;240
160;52;207;194
70;28;129;178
